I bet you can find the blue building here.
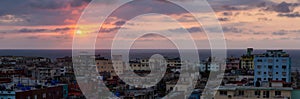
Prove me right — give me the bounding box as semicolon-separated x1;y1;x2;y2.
254;50;291;86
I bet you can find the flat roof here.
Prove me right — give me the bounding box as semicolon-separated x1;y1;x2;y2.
216;86;293;91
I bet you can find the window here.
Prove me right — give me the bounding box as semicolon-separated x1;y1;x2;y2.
268;65;272;69
257;78;261;81
257;65;262;69
282;65;287;69
255;90;260;96
275;91;281;96
258;71;261;75
257;59;263;62
220;91;227;95
238;91;244;96
268;78;272;81
263;91;269;98
282;78;287;82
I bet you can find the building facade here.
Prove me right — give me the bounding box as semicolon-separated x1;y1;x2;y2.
215;86;292;99
241;48;254;70
0;85;64;99
254;50;291;85
226;57;240;70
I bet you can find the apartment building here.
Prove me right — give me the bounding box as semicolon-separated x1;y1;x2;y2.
254;50;291;85
241;48;254;70
215;85;292;99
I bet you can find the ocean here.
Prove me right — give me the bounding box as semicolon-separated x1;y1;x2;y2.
0;49;299;71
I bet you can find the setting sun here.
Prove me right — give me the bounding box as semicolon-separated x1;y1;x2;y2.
76;30;82;35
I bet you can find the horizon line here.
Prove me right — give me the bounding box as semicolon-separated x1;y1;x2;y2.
0;48;300;50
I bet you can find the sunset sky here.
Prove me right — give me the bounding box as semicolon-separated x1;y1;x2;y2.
1;0;300;49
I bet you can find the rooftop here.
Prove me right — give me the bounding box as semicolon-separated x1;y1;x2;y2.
216;86;293;91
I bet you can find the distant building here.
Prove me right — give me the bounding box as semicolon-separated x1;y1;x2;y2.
226;57;240;70
199;62;220;72
241;48;254;70
0;85;65;99
121;88;155;99
167;58;181;67
215;85;292;99
254;50;291;86
96;55;124;77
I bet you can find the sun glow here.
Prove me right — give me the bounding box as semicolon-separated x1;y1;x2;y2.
76;30;82;35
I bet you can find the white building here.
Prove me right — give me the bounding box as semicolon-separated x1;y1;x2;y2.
199;63;220;72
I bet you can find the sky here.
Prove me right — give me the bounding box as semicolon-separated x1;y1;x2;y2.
1;0;300;49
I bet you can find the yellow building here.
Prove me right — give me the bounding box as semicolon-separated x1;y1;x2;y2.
241;55;254;70
241;48;254;70
96;55;124;77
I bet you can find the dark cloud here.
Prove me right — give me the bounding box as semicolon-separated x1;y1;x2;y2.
141;34;164;38
20;27;72;33
220;5;245;11
54;34;71;40
0;27;73;34
107;0;192;20
29;0;90;10
209;0;275;11
222;27;243;33
278;12;300;18
222;12;233;16
177;15;195;22
168;27;203;33
51;27;72;32
218;17;230;21
29;0;67;9
0;0;90;26
99;27;121;33
252;32;266;35
19;28;48;33
113;20;126;26
266;2;298;13
0;0;281;27
272;30;287;36
187;27;203;33
273;2;292;13
70;0;91;7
